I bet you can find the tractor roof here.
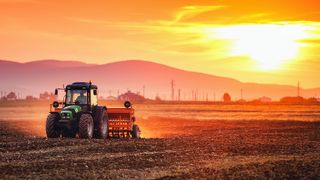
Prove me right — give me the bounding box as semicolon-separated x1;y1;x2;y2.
66;82;97;90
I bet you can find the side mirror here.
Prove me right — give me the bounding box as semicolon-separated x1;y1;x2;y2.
53;101;59;108
93;89;97;95
55;89;58;95
124;101;131;108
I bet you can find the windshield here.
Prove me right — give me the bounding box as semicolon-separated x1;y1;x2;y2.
66;89;88;105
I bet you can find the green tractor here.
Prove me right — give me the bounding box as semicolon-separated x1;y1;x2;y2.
46;82;140;139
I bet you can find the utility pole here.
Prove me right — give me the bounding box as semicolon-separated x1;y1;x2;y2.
192;90;194;101
143;85;145;98
297;81;300;97
178;89;181;101
171;80;175;101
195;89;198;101
241;89;243;100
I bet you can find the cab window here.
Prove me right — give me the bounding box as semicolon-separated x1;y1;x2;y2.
91;89;98;105
66;90;87;105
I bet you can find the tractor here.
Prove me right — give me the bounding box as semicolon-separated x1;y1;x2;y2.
46;81;141;139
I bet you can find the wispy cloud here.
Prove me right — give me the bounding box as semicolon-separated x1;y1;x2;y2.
235;13;274;23
66;5;225;31
299;39;320;44
172;5;225;24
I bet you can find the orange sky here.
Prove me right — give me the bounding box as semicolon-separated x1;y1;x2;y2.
0;0;319;88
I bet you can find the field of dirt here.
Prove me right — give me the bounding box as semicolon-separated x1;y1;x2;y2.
1;102;320;179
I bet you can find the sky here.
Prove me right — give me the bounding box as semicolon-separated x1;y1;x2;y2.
0;0;319;88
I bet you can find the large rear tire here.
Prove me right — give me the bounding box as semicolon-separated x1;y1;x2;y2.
46;113;61;138
78;114;94;139
131;124;141;139
93;107;108;139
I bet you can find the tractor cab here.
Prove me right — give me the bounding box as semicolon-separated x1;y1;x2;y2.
64;82;98;111
51;82;98;112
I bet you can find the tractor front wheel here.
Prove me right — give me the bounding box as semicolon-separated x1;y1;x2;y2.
78;114;94;139
131;124;141;139
46;113;61;138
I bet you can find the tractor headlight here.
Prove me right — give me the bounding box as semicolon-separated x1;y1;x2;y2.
61;113;70;119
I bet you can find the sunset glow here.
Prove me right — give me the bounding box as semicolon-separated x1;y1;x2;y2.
0;0;319;88
1;1;320;179
212;24;312;70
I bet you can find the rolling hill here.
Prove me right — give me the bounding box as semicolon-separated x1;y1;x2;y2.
0;59;319;100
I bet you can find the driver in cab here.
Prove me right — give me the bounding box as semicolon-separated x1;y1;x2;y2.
75;92;87;104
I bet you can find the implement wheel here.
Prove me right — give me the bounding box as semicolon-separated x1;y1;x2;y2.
131;124;141;139
79;114;94;139
46;113;61;138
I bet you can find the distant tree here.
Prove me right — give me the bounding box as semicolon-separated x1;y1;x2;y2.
118;90;145;102
307;97;318;104
26;96;37;101
223;93;231;103
6;92;17;101
155;96;162;102
280;96;304;104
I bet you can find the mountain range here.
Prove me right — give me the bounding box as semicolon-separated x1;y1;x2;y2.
0;59;319;100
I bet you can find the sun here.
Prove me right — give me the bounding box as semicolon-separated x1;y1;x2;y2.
210;24;310;70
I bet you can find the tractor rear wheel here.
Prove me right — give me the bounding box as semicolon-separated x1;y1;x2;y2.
93;107;108;139
131;124;141;139
78;114;94;139
46;113;61;138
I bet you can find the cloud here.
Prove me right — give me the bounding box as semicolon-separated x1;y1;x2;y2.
299;39;320;44
66;13;320;59
163;43;213;53
172;5;225;24
67;4;225;29
234;13;274;23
